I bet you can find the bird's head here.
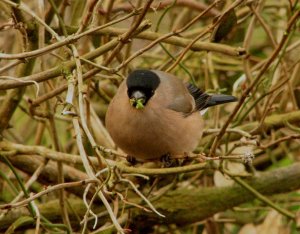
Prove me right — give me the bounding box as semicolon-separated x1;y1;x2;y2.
126;70;160;110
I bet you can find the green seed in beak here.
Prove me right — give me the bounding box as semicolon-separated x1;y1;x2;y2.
129;90;146;109
130;98;145;109
135;99;145;109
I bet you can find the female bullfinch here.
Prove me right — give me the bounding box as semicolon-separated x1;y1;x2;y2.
105;70;237;162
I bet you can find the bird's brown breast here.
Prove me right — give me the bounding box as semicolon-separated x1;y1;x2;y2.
106;92;204;161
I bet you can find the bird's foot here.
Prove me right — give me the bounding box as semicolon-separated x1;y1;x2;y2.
160;153;177;167
126;155;137;165
181;152;194;165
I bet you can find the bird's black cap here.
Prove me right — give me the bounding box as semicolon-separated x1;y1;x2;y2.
126;70;160;91
126;70;160;103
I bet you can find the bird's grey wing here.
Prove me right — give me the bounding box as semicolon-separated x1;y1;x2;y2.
166;82;195;115
151;70;198;115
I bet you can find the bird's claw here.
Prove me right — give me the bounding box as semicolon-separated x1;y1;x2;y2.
126;155;137;165
160;153;177;167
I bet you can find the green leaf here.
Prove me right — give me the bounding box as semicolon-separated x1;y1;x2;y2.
5;216;34;234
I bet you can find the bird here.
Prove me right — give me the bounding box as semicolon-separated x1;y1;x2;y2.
105;70;237;162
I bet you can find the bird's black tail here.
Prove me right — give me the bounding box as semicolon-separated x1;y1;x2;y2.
205;94;237;108
186;83;237;111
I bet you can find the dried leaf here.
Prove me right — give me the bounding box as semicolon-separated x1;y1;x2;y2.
238;223;257;234
257;211;284;234
211;8;237;42
214;170;234;187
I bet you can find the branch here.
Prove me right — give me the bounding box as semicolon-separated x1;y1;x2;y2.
109;0;220;16
0;21;151;90
0;198;107;231
137;162;300;226
1;162;300;230
0;154;89;198
201;110;300;145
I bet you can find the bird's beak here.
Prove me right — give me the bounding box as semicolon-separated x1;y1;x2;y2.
130;90;146;109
